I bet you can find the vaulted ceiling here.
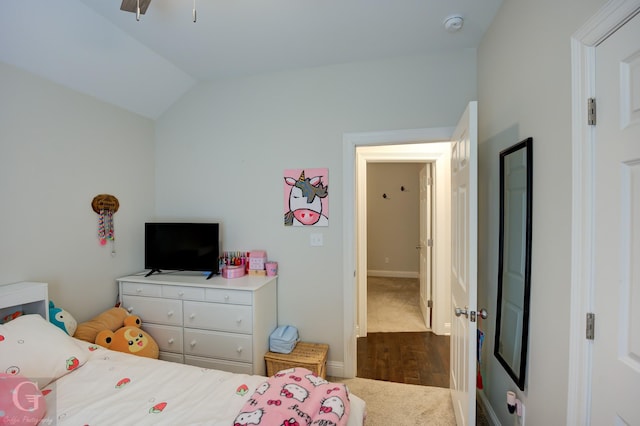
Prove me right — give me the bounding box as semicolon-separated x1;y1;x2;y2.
0;0;502;119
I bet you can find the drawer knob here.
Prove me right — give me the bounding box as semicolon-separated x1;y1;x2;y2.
224;295;230;301
127;307;133;313
190;340;197;347
167;310;174;317
136;288;142;293
189;313;196;320
168;338;174;345
236;319;242;325
178;291;184;297
236;346;243;354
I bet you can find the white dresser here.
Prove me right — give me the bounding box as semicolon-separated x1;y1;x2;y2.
117;273;277;375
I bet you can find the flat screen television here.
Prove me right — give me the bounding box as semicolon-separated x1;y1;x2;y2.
144;222;220;279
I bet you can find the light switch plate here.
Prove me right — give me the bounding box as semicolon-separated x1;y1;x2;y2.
310;233;323;246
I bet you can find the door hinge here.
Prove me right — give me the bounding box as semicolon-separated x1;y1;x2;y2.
427;239;433;247
427;300;433;308
588;98;596;126
586;312;595;340
427;176;433;185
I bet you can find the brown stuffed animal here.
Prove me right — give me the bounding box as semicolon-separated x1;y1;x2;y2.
95;315;159;359
74;307;129;343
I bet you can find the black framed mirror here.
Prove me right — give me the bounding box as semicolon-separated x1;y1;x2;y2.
494;137;533;391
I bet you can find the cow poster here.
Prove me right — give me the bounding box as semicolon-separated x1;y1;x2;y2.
283;168;329;227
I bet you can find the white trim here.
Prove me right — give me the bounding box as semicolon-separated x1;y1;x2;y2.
477;390;500;426
343;127;454;378
326;361;344;378
568;1;640;424
367;270;420;278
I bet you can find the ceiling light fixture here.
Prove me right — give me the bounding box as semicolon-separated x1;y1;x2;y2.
120;0;197;23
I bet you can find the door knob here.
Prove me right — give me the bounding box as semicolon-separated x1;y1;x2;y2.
455;306;488;321
455;307;469;317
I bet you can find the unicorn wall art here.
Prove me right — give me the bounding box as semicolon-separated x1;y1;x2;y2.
283;168;329;227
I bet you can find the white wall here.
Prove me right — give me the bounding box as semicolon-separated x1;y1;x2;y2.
155;51;477;368
477;0;606;424
0;62;156;322
367;163;422;276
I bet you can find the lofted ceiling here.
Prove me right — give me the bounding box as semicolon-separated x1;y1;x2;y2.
0;0;502;119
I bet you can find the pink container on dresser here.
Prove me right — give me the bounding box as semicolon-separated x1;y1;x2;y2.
222;265;245;279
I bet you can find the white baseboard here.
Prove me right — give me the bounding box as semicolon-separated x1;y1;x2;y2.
367;270;419;278
327;361;346;378
477;389;501;425
443;322;451;336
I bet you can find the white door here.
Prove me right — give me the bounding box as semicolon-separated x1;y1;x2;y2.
450;101;478;426
590;11;640;425
419;164;433;328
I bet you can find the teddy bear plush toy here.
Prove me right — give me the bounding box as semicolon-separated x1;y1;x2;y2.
74;307;159;359
95;315;159;359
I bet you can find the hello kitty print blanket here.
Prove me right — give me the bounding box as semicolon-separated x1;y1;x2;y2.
234;367;351;426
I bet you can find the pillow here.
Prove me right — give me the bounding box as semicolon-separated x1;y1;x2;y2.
0;314;88;389
0;373;47;424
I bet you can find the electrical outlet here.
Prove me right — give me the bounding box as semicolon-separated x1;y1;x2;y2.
385;257;389;263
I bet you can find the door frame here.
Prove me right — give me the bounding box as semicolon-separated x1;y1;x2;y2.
567;0;640;424
342;127;454;378
419;163;434;331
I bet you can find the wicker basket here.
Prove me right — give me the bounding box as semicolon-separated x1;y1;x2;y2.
264;342;329;378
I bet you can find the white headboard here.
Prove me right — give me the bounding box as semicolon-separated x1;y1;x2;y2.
0;282;49;322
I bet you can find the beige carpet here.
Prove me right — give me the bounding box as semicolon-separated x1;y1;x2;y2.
367;276;428;333
332;377;456;425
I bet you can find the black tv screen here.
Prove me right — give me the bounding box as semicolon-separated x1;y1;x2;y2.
145;222;219;276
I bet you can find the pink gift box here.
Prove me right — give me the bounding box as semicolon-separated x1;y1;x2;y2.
222;265;245;279
249;250;267;270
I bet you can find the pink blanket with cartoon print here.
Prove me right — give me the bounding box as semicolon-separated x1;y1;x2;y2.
234;367;351;426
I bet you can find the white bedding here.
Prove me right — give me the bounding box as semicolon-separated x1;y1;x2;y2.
41;343;366;425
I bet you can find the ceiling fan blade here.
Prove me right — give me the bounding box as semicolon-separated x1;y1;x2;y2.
120;0;152;15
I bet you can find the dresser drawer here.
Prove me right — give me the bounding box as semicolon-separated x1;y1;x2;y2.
205;288;252;305
184;301;252;334
122;295;182;326
121;282;162;297
142;323;183;354
162;285;205;301
184;329;253;363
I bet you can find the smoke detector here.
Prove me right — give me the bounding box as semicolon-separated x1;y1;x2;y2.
443;15;464;32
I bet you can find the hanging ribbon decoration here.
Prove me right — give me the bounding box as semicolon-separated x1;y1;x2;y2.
92;194;119;249
98;208;106;245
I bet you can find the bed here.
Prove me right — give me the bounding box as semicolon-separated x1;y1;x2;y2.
0;312;366;425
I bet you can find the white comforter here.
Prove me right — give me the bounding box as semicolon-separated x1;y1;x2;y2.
41;344;366;426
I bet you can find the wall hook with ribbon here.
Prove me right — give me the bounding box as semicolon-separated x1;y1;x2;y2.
91;194;119;250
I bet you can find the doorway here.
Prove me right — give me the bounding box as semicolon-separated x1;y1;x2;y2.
357;147;452;388
355;142;452;339
365;162;430;334
341;132;454;385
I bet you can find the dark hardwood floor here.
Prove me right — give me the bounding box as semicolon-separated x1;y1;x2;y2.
357;331;450;388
